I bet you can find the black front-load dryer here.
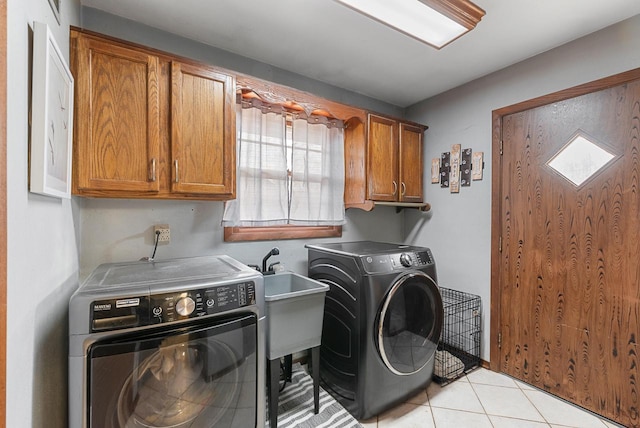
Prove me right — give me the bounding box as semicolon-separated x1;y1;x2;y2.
306;241;443;420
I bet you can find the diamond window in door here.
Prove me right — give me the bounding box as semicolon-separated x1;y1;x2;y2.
547;132;616;186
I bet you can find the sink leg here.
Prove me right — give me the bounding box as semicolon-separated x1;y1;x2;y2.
284;354;292;382
312;346;320;414
269;358;280;428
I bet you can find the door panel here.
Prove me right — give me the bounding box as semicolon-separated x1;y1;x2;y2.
399;123;423;202
171;61;235;196
74;37;160;192
497;78;640;426
367;114;398;201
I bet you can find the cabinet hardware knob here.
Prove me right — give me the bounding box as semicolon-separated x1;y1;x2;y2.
392;181;398;196
401;182;406;196
174;160;179;183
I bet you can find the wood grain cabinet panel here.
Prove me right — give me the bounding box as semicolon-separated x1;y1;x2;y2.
367;114;399;201
366;114;425;203
171;62;235;197
71;29;236;200
399;123;423;202
73;35;160;193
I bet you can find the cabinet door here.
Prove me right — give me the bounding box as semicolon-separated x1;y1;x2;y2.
74;36;160;193
399;123;423;202
171;62;235;197
367;114;398;201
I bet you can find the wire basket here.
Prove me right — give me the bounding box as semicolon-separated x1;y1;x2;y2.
434;287;481;385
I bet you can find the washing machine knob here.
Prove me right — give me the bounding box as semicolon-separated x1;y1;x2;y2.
399;253;413;267
175;296;196;316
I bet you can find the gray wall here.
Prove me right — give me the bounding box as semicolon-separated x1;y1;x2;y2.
77;198;405;279
75;7;410;280
6;5;406;427
405;14;640;362
7;0;81;426
80;7;405;119
7;3;640;426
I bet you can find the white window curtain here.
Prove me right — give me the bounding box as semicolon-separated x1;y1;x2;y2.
222;99;345;227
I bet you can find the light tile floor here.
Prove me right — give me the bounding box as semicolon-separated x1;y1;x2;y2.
358;368;624;428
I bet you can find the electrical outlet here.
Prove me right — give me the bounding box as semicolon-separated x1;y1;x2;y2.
154;224;170;243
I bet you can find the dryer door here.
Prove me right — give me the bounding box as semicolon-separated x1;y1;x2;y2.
377;271;443;376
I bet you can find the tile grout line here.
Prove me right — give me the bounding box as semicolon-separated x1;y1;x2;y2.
468;373;559;428
464;373;499;428
516;379;555;427
367;369;621;428
511;375;612;428
427;388;437;428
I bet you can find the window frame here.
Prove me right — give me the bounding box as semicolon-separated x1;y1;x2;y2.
224;77;366;242
224;224;341;242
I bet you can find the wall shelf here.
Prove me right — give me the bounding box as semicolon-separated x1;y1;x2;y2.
374;201;431;213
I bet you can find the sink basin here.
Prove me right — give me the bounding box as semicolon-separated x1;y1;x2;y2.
264;272;329;359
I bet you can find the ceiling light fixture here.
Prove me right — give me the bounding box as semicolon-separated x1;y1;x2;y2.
334;0;485;49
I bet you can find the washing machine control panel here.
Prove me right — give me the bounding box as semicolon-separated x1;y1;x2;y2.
149;281;257;324
361;250;433;273
90;281;257;331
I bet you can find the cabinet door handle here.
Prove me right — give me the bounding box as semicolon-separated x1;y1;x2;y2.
392;181;398;196
150;158;156;182
401;182;406;196
174;160;179;183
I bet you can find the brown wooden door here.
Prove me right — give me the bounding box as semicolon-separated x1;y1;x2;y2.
367;114;398;201
495;75;640;426
170;61;235;197
73;36;160;193
399;123;423;203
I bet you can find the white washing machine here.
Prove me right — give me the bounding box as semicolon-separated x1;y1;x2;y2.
69;255;265;428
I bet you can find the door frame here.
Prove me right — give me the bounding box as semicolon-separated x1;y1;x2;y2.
490;67;640;371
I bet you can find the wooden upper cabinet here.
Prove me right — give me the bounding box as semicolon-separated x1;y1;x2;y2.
366;114;425;203
171;62;235;197
71;29;236;200
399;123;423;202
367;114;399;201
73;35;160;193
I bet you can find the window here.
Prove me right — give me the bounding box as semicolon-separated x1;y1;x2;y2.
223;98;345;241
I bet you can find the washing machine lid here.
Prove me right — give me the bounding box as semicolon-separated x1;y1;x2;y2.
305;241;425;256
69;255;263;337
82;255;256;292
306;241;435;274
90;255;255;288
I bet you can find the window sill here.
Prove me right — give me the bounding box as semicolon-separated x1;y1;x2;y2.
224;225;342;242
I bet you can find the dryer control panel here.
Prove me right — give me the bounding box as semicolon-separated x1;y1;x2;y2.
361;249;434;274
90;281;256;331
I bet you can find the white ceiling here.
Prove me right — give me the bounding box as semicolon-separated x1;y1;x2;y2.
80;0;640;108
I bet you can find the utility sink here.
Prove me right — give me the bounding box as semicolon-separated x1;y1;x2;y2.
264;272;329;359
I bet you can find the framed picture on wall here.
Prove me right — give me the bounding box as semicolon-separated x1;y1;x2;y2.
30;21;74;199
48;0;61;24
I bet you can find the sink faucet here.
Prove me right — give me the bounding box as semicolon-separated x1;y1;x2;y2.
262;247;280;273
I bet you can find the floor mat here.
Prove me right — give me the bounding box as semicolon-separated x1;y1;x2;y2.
267;363;362;428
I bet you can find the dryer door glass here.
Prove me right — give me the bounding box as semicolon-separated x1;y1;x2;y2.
87;313;257;428
378;272;443;375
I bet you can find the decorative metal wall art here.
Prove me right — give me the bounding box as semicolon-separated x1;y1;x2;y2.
432;146;484;193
